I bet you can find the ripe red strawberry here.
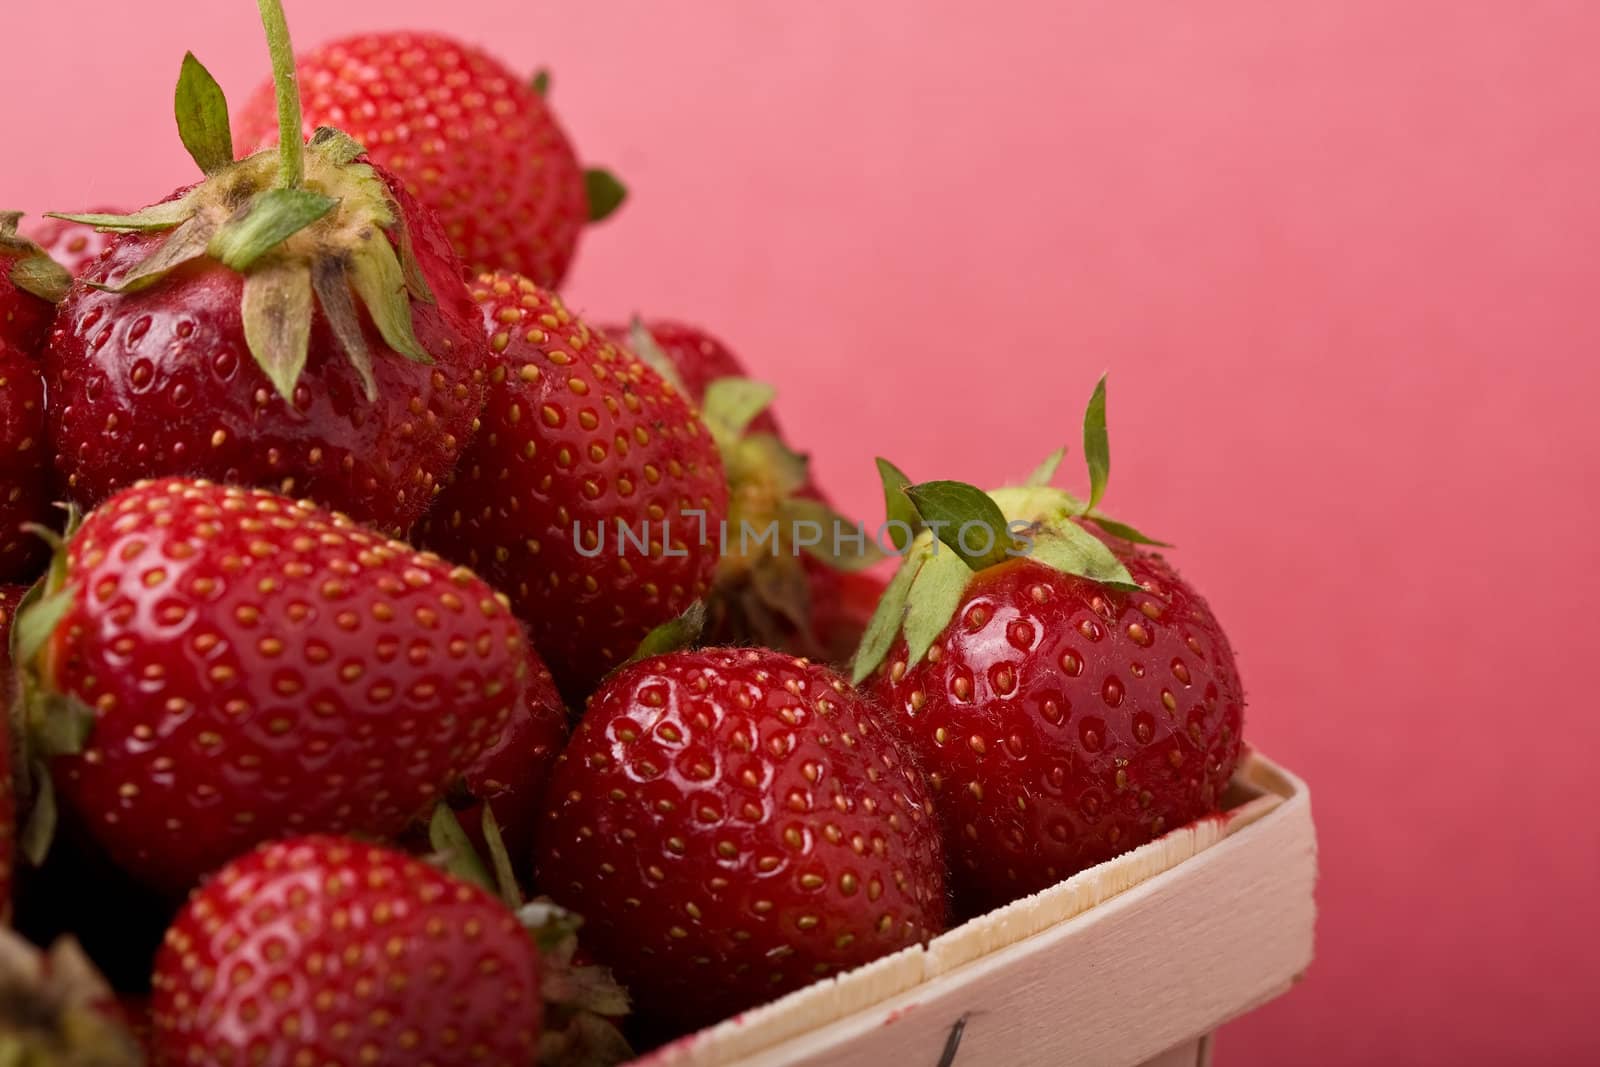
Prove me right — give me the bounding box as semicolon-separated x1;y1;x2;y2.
535;647;948;1033
45;8;487;535
419;275;728;703
856;380;1245;916
12;477;536;894
24;208;121;277
1;213;67;584
236;32;626;289
606;318;885;666
0;341;53;583
150;835;543;1067
1;211;69;354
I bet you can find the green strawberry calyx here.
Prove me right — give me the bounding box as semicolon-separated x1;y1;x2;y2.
630;320;887;656
0;929;146;1066
8;508;94;868
584;168;628;223
45;0;435;405
428;807;634;1067
0;211;72;304
625;600;709;666
851;375;1170;684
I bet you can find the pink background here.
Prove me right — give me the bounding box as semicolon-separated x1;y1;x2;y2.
5;1;1598;1062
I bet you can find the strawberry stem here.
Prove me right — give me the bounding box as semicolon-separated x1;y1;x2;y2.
256;0;304;188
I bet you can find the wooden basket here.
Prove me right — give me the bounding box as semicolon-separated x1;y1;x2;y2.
631;750;1316;1067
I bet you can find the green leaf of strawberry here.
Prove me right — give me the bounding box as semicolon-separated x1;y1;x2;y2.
702;376;778;443
626;601;708;665
1028;521;1139;589
903;548;971;667
584;167;627;222
309;256;378;400
1083;372;1111;511
1025;445;1067;488
875;457;921;550
903;480;1018;570
174;51;235;175
479;807;524;912
208;187;339;271
427;804;497;896
89;213;216;293
240;257;314;401
1091;514;1171;547
347;225;432;364
45;199;197;233
1;211;72;304
851;547;920;683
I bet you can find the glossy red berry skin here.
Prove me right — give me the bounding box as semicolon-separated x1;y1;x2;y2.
420;274;728;703
868;546;1244;916
36;478;533;894
0;342;52;581
236;32;589;288
536;648;948;1033
151;835;541;1067
44;172;486;536
26;210;120;277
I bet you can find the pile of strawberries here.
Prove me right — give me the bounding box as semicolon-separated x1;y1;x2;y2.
0;2;1246;1064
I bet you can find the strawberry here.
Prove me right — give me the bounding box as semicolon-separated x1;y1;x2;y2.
11;477;537;895
418;275;728;703
150;835;544;1067
235;32;626;289
0;928;146;1065
1;214;67;584
535;647;948;1033
855;379;1245;916
44;5;487;535
609;319;885;666
24;208;122;277
0;211;69;354
0;336;54;583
